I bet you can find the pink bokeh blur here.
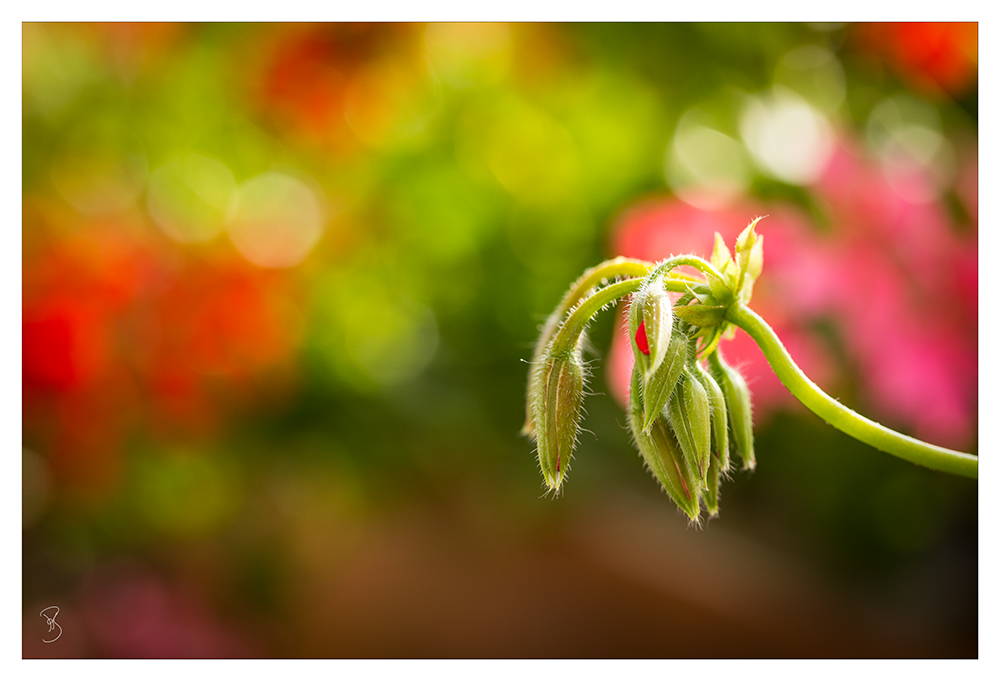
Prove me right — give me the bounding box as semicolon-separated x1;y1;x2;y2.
607;132;977;450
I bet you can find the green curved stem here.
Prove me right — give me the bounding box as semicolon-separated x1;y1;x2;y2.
726;304;977;478
561;258;653;308
549;279;644;355
649;254;725;283
549;275;705;356
524;257;701;435
523;259;654;434
529;259;650;369
548;257;705;333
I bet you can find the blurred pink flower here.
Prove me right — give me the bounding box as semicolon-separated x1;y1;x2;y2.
79;560;250;658
814;136;977;447
606;131;976;449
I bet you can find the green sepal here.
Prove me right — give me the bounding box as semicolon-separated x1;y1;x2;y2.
710;232;739;290
734;217;763;299
739;234;764;305
629;367;701;521
673;303;727;328
706;271;733;307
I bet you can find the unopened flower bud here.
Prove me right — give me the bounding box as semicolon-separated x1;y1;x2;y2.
666;365;712;485
629;367;701;521
707;350;755;470
628;277;674;380
530;345;586;492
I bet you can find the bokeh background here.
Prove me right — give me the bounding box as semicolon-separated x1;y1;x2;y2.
22;22;977;658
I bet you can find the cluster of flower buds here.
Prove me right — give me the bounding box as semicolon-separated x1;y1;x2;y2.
524;221;765;521
628;289;755;520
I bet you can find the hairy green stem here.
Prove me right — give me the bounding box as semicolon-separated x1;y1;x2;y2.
549;279;644;356
548;276;705;357
528;259;650;381
648;254;726;283
726;303;977;478
548;272;702;355
524;257;701;435
559;257;653;311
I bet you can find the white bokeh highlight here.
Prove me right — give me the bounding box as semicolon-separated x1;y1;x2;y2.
866;95;955;204
666;109;750;210
740;88;834;186
226;172;324;269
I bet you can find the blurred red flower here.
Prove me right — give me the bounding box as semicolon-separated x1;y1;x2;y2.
23;223;302;495
853;23;978;98
249;23;422;151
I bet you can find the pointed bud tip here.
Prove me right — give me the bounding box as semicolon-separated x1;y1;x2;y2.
640;396;661;434
640;415;656;435
543;470;565;492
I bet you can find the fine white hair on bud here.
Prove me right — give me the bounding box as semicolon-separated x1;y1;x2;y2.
530;343;586;494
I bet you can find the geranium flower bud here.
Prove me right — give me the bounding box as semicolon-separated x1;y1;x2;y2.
628;277;674;380
708;350;755;470
629;367;701;521
530;344;586;492
640;328;688;433
666;365;712;485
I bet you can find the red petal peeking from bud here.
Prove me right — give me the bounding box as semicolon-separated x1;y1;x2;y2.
635;321;651;355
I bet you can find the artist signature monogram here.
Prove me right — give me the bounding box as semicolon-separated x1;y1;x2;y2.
39;606;62;644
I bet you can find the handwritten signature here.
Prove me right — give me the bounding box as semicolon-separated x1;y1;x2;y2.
39;606;62;643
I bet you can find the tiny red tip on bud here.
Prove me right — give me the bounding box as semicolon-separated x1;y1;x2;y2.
636;321;650;355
